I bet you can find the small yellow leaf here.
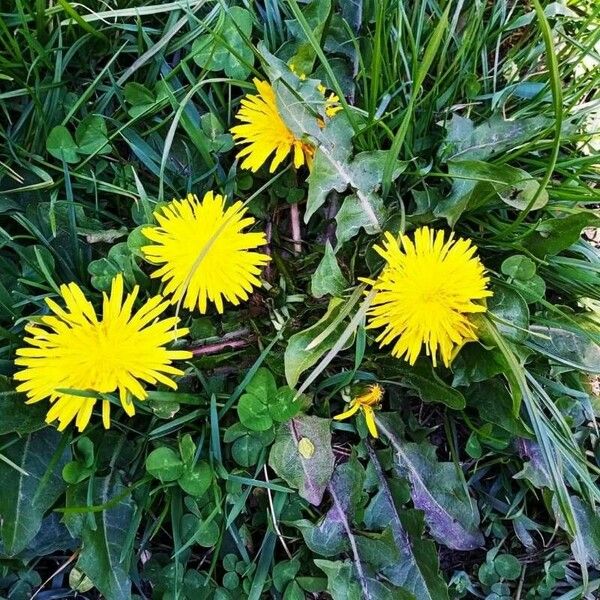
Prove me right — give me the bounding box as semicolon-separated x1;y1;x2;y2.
298;437;315;459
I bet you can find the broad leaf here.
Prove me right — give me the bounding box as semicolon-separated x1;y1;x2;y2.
305;116;406;245
439;114;549;162
451;344;508;387
284;298;352;388
75;114;110;155
366;451;449;600
269;415;334;505
145;447;184;482
465;380;530;437
65;474;135;600
378;418;484;550
9;513;77;560
386;360;466;410
488;284;529;343
311;241;348;298
0;428;69;556
526;212;600;257
296;456;364;554
515;439;554;489
0;377;47;435
527;323;600;373
313;560;364;600
435;160;547;226
46;125;79;163
192;7;254;80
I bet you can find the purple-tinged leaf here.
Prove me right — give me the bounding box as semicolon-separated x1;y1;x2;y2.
377;416;484;551
269;415;334;505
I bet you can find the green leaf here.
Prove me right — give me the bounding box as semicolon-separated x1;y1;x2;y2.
311;241;348;298
0;377;47;435
561;496;600;567
16;512;77;560
145;447;184;482
269;386;308;422
488;284;529;342
285;0;331;45
201;113;234;152
273;559;301;593
0;428;69;556
465;380;530;437
66;474;134;600
501;255;536;280
385;359;466;410
295;455;365;556
525;212;600;257
335;192;384;247
494;554;522;580
179;433;196;465
236;368;278;431
75;114;110;155
123;82;156;118
435;160;547;226
269;415;334;505
178;461;212;497
512;275;546;304
46;125;80;163
284;298;352;387
62;436;95;484
237;392;272;431
377;418;484;551
305;114;406;244
451;344;508;387
283;581;305;600
192;7;254;79
246;367;278;398
440;114;550;163
367;448;450;600
527;323;600;373
355;527;400;570
226;424;274;467
314;560;363;600
182;512;220;548
124;82;154;106
88;242;137;292
231;434;262;467
465;433;482;459
305;115;354;219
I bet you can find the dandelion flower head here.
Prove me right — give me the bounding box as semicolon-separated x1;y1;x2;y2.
14;274;191;431
231;78;315;173
142;191;270;314
334;384;384;438
365;227;492;367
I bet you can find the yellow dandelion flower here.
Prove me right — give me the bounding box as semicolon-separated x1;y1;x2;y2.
14;274;192;432
289;63;342;118
316;82;342;118
334;384;384;438
141;191;270;314
365;227;492;368
231;78;315;173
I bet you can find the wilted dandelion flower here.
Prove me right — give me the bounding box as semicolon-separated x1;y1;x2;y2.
365;227;492;367
231;78;315;172
14;274;191;431
334;384;384;438
320;84;342;118
142;191;270;314
289;63;342;118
